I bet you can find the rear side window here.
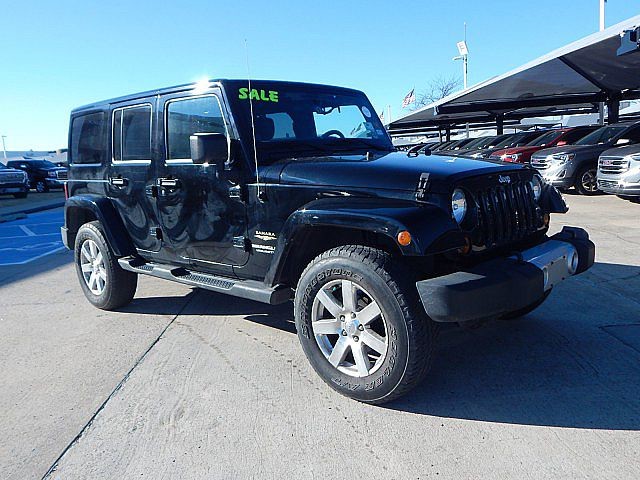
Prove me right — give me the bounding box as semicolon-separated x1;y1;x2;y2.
70;112;106;164
166;95;227;161
112;104;152;162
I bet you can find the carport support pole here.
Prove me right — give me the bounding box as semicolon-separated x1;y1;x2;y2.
445;127;451;142
496;114;504;135
607;99;620;124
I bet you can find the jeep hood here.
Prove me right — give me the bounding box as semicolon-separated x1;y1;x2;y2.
277;151;529;193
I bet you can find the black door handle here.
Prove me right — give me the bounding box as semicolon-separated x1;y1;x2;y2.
109;177;128;187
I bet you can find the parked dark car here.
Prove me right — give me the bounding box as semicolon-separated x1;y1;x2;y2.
489;126;599;164
61;79;594;404
0;162;30;198
473;130;550;159
447;136;500;157
6;159;68;193
531;122;640;195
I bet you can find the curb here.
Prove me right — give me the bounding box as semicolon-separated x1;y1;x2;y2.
0;200;65;223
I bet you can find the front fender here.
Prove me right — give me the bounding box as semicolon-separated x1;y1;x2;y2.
63;194;135;257
265;197;465;285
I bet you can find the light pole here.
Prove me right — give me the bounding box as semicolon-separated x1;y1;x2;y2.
453;22;469;136
598;0;606;124
1;136;7;159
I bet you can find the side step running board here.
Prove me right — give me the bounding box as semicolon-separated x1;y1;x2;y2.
118;257;292;305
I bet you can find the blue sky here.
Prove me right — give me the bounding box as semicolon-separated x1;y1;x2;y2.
1;0;639;150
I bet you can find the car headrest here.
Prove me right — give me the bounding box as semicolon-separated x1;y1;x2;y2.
254;115;275;141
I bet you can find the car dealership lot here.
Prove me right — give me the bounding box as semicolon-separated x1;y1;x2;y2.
0;194;638;480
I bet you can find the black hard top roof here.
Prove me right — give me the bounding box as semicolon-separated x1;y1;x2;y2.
71;79;364;114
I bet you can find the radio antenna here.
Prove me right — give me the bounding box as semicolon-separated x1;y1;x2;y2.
244;39;263;200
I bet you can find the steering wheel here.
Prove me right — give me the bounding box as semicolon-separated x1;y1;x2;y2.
321;130;345;139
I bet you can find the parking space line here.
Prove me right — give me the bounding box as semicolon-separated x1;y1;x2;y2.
18;225;37;237
0;246;67;266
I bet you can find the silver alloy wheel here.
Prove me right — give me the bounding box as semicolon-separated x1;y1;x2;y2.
80;239;107;295
580;168;598;193
311;279;388;377
35;181;46;193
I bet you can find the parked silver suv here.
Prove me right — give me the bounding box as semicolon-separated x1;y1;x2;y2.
597;144;640;200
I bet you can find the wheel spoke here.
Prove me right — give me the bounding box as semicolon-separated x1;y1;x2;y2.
360;330;387;355
341;280;357;312
316;289;342;318
89;241;97;258
88;271;97;291
351;342;371;376
81;243;91;262
328;337;350;367
98;269;107;282
358;301;381;326
313;319;342;335
94;251;103;266
81;263;92;273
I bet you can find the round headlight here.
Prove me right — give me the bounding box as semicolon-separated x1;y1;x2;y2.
530;175;543;201
451;188;467;224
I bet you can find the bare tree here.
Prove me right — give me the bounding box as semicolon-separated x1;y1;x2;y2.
411;75;462;110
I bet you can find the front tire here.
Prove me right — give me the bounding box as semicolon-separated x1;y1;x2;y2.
294;246;436;404
74;221;137;310
575;165;599;195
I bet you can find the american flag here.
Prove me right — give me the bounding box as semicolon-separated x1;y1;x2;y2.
402;88;415;108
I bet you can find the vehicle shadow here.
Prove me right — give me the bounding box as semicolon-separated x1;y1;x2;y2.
124;262;640;430
121;288;297;333
0;249;72;287
384;262;640;430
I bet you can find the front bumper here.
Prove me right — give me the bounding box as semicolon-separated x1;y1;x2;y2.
417;227;595;323
45;178;64;188
0;183;29;194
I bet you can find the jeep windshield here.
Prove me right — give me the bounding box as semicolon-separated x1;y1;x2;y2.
225;81;394;161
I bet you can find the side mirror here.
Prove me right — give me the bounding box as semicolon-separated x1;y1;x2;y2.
615;138;631;146
190;133;228;165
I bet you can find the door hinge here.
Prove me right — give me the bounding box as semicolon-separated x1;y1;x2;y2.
150;227;163;240
233;236;252;251
229;185;248;202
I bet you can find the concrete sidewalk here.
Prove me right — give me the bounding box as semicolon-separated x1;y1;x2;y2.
0;192;65;222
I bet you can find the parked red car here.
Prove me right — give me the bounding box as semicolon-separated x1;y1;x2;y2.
490;126;599;164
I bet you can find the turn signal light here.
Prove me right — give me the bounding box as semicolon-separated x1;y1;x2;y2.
397;230;412;246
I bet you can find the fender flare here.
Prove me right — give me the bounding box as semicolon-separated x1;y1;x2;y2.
265;197;465;286
63;194;135;257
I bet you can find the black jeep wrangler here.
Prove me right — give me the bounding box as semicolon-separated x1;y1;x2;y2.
62;79;595;404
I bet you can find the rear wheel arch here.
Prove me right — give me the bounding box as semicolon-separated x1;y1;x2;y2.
64;196;135;257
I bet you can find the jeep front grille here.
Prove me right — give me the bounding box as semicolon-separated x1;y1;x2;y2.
475;181;539;248
598;156;629;174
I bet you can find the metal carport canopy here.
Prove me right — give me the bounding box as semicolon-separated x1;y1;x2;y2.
388;15;640;135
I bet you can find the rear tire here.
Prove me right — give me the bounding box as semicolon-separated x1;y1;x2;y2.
294;245;437;404
575;165;599;196
74;221;137;310
35;180;49;193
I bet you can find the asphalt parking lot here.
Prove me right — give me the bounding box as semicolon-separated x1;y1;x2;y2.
0;194;639;480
